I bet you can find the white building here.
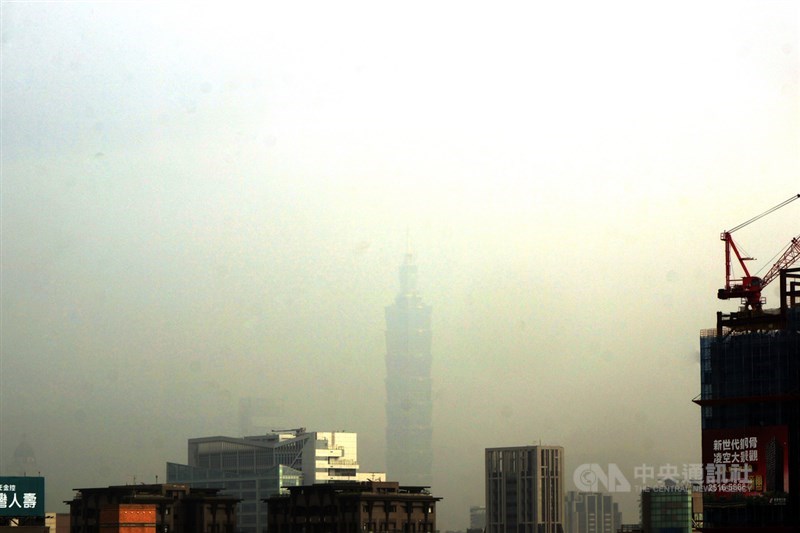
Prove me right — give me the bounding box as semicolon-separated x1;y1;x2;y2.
259;428;385;483
168;428;385;533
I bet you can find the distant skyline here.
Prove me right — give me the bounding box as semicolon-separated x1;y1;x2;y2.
1;1;798;528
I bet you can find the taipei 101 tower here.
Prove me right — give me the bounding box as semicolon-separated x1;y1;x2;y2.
384;253;433;486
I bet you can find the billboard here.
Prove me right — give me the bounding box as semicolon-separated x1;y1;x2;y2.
0;476;45;517
701;425;789;496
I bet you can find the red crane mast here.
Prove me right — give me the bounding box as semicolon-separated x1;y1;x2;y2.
718;193;800;311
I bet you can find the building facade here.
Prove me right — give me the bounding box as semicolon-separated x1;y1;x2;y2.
485;445;565;533
696;267;799;530
266;481;440;533
639;488;692;533
98;504;155;533
385;254;433;486
564;491;621;533
65;484;238;533
167;429;385;533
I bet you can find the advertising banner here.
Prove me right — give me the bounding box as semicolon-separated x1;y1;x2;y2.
701;425;789;496
0;476;45;517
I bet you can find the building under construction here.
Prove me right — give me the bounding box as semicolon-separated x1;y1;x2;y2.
696;267;800;531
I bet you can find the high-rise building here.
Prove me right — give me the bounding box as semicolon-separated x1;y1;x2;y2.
485;445;565;533
385;254;433;486
565;491;621;533
167;429;386;533
695;267;799;530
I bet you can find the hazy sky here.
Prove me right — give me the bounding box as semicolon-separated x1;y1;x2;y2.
1;1;797;527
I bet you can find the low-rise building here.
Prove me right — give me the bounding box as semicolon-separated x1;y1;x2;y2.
65;483;239;533
266;481;441;533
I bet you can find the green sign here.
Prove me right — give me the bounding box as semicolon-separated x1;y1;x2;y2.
0;477;45;517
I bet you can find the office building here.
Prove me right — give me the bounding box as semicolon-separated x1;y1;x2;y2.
695;267;799;530
65;484;238;533
266;481;441;533
639;488;692;533
485;445;564;533
385;254;433;486
565;491;621;533
167;429;385;533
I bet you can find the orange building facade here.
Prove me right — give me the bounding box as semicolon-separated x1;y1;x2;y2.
99;504;156;533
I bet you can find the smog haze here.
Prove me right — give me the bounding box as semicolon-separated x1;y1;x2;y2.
1;1;798;527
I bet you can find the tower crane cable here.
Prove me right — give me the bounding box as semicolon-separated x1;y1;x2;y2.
727;193;800;234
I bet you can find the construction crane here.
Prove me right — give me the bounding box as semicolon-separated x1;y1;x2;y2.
718;193;800;311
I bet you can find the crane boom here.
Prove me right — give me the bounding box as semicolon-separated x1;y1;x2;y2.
759;236;800;289
718;194;800;311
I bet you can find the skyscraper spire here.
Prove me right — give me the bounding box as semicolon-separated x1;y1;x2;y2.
398;252;418;296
